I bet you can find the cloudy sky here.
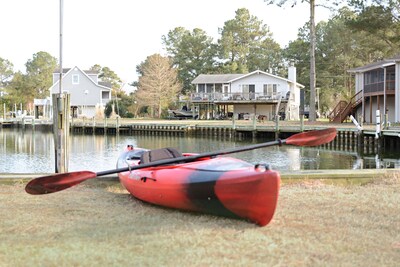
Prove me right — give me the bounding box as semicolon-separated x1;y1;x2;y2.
1;0;332;86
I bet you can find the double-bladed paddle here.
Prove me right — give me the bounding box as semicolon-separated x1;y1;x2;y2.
25;128;337;195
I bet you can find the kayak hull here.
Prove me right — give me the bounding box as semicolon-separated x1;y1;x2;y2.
117;150;280;226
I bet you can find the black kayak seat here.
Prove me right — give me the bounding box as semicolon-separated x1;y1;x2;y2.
140;147;182;164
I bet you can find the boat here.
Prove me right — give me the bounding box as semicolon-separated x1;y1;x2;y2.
167;109;198;119
116;146;280;226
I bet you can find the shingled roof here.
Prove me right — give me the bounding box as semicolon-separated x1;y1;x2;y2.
191;74;244;84
348;55;400;73
53;68;99;75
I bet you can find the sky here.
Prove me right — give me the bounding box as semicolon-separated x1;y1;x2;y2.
1;0;333;89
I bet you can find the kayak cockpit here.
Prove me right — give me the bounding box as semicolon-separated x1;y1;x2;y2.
116;147;148;168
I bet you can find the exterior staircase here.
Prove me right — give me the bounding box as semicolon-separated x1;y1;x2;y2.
329;91;363;123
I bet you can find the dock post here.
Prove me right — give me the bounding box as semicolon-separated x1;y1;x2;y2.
71;115;74;133
22;117;26;130
82;117;86;133
300;115;304;131
375;110;382;154
52;93;70;173
357;131;364;154
104;117;107;134
275;115;280;139
384;113;389;129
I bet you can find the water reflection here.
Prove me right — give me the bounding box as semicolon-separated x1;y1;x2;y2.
1;128;400;173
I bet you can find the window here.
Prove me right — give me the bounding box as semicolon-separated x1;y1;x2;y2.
386;66;395;91
263;84;277;97
72;74;79;84
240;84;255;100
364;69;385;93
198;84;205;93
242;84;250;94
206;84;213;93
223;85;229;97
102;91;110;100
241;84;249;100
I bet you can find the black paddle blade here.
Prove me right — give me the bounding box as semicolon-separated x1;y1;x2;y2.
286;128;337;146
25;171;97;195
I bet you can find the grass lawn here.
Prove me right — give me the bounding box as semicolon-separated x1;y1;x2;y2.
1;175;399;266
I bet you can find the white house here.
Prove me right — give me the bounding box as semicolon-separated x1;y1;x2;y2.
49;66;112;118
190;64;304;120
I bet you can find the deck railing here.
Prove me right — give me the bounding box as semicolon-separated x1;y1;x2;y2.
190;92;288;102
364;80;395;94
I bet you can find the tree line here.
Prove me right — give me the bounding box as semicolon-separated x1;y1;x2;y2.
1;0;399;119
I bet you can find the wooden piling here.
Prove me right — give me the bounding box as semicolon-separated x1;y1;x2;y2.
52;93;70;173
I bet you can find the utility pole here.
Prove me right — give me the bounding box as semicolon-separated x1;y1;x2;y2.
53;0;70;173
309;0;317;121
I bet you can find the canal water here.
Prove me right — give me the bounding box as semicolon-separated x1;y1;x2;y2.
1;128;400;173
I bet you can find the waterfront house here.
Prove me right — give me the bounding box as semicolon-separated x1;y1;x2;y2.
49;66;112;118
334;55;400;124
190;64;304;120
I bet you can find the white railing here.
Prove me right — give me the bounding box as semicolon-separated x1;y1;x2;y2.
190;92;288;102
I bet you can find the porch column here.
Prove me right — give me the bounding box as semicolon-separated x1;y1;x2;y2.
395;63;400;122
355;72;365;122
377;95;380;111
369;96;373;123
383;67;387;117
253;104;257;129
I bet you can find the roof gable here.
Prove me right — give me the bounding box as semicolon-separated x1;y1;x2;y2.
51;66;111;91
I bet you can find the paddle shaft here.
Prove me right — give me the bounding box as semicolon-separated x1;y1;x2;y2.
95;139;285;177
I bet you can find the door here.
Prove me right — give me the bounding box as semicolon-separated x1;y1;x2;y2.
223;85;229;99
249;84;255;100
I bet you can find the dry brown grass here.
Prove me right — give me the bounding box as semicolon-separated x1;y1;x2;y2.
1;176;399;267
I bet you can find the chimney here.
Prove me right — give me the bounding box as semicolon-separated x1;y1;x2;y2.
288;61;296;85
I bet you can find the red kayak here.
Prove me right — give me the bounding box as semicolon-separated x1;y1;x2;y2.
117;146;280;226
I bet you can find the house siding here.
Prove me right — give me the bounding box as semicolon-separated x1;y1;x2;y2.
49;67;111;118
229;74;290;98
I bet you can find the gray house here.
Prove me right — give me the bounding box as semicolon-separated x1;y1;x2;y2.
191;64;304;120
49;66;112;118
347;56;400;124
329;56;400;124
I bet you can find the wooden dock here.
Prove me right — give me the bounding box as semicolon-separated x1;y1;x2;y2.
2;117;400;154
